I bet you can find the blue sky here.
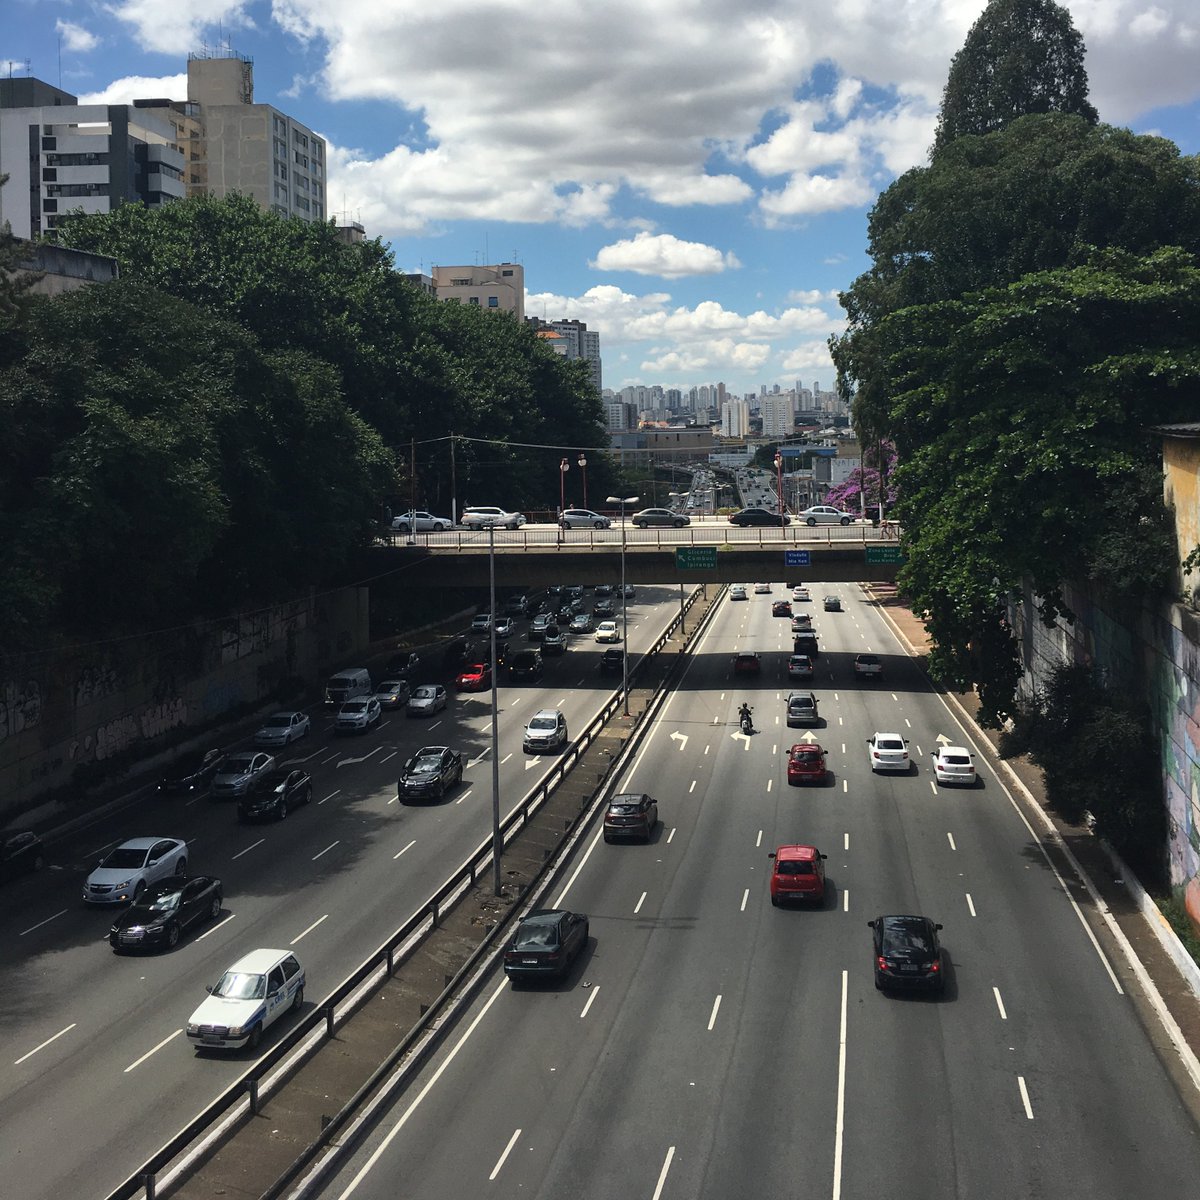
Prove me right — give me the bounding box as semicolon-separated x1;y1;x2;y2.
7;1;1200;396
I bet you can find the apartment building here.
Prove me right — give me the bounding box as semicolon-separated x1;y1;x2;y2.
431;262;524;319
721;399;751;438
760;393;796;438
0;78;185;240
527;317;602;391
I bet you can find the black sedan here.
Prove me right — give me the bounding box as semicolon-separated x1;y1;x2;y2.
869;914;945;993
237;769;313;822
1;830;45;883
728;508;790;527
599;647;626;674
398;746;464;801
157;748;225;795
109;875;224;953
503;909;590;985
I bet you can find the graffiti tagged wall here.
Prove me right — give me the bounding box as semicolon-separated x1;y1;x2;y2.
0;587;369;818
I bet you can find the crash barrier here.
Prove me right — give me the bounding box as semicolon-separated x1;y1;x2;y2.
105;585;710;1200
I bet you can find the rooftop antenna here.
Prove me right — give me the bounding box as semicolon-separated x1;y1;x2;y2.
57;34;62;88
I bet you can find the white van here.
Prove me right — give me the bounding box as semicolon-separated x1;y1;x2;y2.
324;668;371;707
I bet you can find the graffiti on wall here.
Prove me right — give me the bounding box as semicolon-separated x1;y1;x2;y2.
221;602;309;665
74;663;121;709
93;696;188;761
0;679;43;743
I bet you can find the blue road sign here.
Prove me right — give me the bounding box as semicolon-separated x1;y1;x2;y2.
784;550;811;567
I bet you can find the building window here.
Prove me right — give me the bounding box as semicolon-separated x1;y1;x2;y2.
295;195;310;211
41;136;56;151
294;152;308;168
468;296;480;305
293;130;309;148
274;183;288;202
42;199;58;212
501;269;513;277
274;137;287;160
274;115;286;136
42;168;57;182
295;175;309;191
451;277;471;286
488;296;498;308
275;162;288;180
313;203;323;219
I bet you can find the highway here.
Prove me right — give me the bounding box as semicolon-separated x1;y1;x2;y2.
0;584;685;1200
314;584;1200;1200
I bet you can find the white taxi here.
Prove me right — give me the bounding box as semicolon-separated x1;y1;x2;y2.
932;746;976;786
187;948;305;1051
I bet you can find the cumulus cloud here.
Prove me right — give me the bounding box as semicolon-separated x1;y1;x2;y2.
56;20;100;53
77;73;188;105
591;232;741;279
108;1;256;56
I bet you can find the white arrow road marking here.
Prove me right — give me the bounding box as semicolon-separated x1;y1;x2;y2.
468;750;490;767
800;730;818;743
338;746;382;768
669;731;689;751
525;756;544;771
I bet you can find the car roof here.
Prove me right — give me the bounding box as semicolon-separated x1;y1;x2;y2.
790;743;823;754
877;914;936;931
223;948;295;974
115;836;174;850
775;844;820;861
520;908;569;926
874;731;903;739
939;745;972;755
415;745;448;755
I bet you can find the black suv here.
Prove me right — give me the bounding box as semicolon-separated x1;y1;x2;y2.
599;647;625;674
869;915;945;994
793;631;819;659
506;649;544;682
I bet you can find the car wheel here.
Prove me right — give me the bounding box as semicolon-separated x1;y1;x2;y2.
246;1022;263;1051
635;521;647;528
603;835;612;844
291;985;304;1012
278;798;288;819
674;519;686;527
209;895;222;920
840;517;851;525
770;895;780;907
303;784;313;806
508;521;518;530
806;516;817;526
166;922;180;948
594;520;606;529
176;858;187;876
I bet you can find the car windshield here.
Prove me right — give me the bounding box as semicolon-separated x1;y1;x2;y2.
264;715;293;728
342;702;366;713
413;687;435;699
609;802;640;814
464;664;485;674
223;755;256;773
213;970;267;1000
513;924;558;950
103;846;150;869
530;717;557;731
147;891;182;912
793;748;820;759
379;681;403;692
883;922;933;952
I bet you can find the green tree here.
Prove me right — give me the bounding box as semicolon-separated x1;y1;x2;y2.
934;0;1097;152
0;173;40;334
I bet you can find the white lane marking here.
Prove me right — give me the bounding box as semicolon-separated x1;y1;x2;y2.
312;841;340;861
704;744;710;755
501;753;513;765
509;697;522;707
832;970;849;1200
993;987;1008;1020
652;1142;681;1200
124;1028;182;1073
456;788;473;806
916;744;924;756
468;751;489;767
553;830;604;908
488;1128;522;1181
667;827;676;844
580;986;600;1020
1018;1076;1034;1119
766;779;773;792
891;693;899;702
771;743;778;755
707;995;722;1031
843;890;849;912
232;838;265;860
740;889;750;912
904;718;911;727
332;979;509;1199
393;840;417;860
966;893;977;917
291;914;329;945
842;779;848;793
380;751;398;764
712;714;719;725
756;829;763;848
14;1023;76;1066
319;789;341;805
196;912;235;941
20;908;67;937
320;750;340;765
428;719;443;730
634;891;647;915
930;781;938;795
339;746;383;769
843;832;850;850
947;832;957;851
838;716;843;726
841;743;846;754
689;780;697;793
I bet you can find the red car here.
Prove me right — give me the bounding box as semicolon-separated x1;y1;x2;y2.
455;661;492;691
787;743;827;785
733;652;761;675
769;844;827;906
771;600;793;617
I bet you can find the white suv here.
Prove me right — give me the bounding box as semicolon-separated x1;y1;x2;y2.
523;709;568;753
460;506;527;530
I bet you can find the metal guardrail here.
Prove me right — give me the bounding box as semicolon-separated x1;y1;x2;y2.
105;586;707;1200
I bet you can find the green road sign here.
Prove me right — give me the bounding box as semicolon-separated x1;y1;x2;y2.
675;547;718;570
865;546;906;564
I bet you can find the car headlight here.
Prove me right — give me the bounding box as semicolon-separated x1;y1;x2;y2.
227;1024;246;1038
187;1023;201;1036
113;879;132;890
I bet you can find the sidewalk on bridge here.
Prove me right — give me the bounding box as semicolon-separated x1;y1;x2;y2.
862;580;1200;1107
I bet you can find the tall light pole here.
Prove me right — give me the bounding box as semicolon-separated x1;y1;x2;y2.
487;524;502;896
607;494;639;716
559;458;569;516
577;453;588;510
774;450;784;518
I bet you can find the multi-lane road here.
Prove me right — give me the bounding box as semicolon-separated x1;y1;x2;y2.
313;585;1200;1200
0;585;684;1200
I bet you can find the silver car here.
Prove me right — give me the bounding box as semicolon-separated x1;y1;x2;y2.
83;837;189;904
391;510;453;533
559;508;612;530
799;505;856;526
407;684;448;717
335;697;382;734
460;506;527;530
253;711;311;747
211;752;276;799
631;508;690;528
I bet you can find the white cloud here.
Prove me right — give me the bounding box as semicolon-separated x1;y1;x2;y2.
107;1;256;56
77;73;188;105
782;341;838;373
56;20;100;53
591;232;741;279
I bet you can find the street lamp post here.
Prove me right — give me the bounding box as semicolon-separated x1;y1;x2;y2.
559;458;569;516
577;453;588;510
774;450;784;518
607;494;639;716
487;524;502;896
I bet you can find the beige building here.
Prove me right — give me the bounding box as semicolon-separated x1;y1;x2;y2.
431;262;524;319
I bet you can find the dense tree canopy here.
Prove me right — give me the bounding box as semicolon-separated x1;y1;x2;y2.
934;0;1097;152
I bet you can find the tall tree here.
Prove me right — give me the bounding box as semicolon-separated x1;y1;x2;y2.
934;0;1097;152
0;173;40;334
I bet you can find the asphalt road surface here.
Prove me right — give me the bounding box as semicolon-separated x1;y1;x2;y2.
0;585;683;1200
313;583;1200;1200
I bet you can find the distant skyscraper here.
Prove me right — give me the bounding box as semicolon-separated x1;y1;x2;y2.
526;317;602;391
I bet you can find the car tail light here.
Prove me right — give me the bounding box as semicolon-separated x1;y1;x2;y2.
929;960;941;973
877;956;889;972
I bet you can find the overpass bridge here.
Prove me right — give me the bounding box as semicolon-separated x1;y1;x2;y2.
372;522;905;588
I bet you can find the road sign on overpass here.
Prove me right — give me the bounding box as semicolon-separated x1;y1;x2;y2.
675;547;718;570
865;546;906;564
784;550;811;567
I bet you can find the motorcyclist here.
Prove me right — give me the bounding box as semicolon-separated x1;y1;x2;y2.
738;702;753;732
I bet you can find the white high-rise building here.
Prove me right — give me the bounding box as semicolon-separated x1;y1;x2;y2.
721;400;750;438
760;394;795;438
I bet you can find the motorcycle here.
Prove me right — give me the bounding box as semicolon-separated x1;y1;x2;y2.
739;707;754;735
